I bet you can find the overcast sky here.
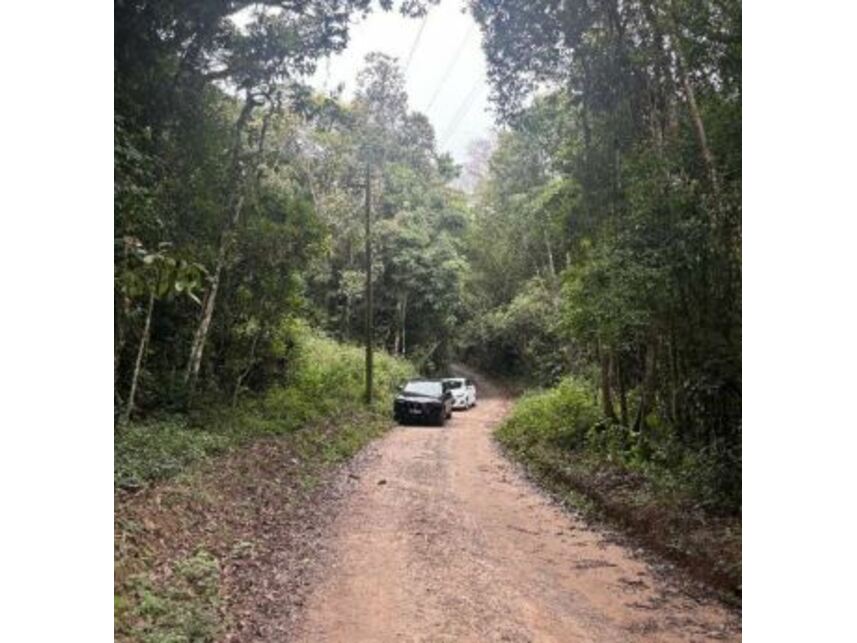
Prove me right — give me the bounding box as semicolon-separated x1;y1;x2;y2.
310;0;493;164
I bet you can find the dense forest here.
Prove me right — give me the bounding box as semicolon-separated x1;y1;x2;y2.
115;0;741;636
115;0;464;419
116;0;739;503
462;0;741;511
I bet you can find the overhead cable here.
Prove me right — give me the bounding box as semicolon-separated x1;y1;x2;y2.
440;84;482;145
424;23;475;112
404;14;429;73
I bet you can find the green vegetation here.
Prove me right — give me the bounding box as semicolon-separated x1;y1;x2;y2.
497;380;601;453
115;325;413;490
453;0;742;594
117;551;222;643
114;7;468;636
115;2;465;427
497;379;741;598
115;0;741;618
460;0;741;517
115;329;413;641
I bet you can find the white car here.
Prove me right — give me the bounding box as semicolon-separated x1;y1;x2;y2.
443;377;477;410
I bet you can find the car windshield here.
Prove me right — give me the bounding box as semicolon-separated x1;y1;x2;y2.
403;381;442;396
445;379;464;389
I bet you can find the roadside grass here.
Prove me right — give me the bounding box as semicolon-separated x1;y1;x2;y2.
496;378;741;604
114;331;413;642
115;330;413;490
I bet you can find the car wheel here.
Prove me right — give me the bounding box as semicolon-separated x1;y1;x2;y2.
436;410;446;426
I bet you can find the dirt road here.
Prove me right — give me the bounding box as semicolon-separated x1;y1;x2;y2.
292;371;739;642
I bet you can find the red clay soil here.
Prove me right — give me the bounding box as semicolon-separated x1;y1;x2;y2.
291;373;740;642
116;372;740;641
115;423;373;641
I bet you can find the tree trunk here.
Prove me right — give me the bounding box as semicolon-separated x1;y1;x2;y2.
655;0;720;197
393;292;407;355
115;293;125;404
634;337;658;432
184;226;230;395
616;352;629;426
674;47;720;198
115;241;133;414
598;339;618;422
667;324;679;425
640;0;679;142
232;331;260;407
122;290;155;425
344;293;351;338
401;292;407;356
544;227;556;282
184;94;259;397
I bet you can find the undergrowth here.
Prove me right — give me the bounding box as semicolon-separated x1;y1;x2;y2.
115;327;414;490
116;551;222;643
496;377;741;602
115;329;414;641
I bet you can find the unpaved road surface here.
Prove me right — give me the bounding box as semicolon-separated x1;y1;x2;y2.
293;371;740;642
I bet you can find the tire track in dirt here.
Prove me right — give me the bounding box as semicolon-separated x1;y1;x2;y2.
290;369;740;642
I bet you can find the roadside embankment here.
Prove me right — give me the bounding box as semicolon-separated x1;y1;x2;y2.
114;332;412;642
495;378;741;604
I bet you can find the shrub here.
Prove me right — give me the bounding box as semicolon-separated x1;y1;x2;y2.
497;377;600;454
494;377;741;598
115;325;414;489
496;374;741;515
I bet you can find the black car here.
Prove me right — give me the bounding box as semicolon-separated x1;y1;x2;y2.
393;379;453;426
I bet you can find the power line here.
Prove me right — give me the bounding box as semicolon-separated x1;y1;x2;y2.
403;14;429;73
424;23;474;113
440;84;481;145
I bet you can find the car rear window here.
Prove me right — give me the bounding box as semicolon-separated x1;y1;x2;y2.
445;379;464;389
404;381;442;396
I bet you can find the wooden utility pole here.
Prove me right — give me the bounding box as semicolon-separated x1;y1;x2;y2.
364;164;374;405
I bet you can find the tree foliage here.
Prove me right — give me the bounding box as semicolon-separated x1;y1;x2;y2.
115;1;459;419
115;0;741;510
462;0;741;508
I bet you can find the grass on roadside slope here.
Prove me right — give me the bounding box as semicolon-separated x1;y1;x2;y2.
496;378;741;603
115;329;413;490
115;330;413;642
